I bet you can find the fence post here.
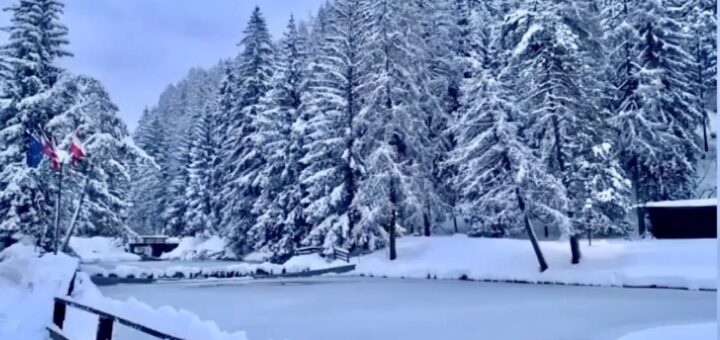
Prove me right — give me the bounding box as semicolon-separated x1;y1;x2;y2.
52;299;66;329
96;316;114;340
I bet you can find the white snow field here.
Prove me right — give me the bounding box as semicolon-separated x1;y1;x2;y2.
69;236;141;263
0;242;248;340
101;276;716;340
349;235;717;290
616;322;717;340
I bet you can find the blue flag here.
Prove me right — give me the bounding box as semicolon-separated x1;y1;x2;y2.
27;132;44;168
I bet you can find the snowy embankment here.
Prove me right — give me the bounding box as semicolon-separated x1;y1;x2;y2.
84;253;349;281
616;323;717;340
161;236;229;261
350;235;717;290
69;236;140;263
0;242;247;340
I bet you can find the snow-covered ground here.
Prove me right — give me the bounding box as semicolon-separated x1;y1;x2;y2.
69;236;140;263
101;276;716;340
616;322;717;340
0;242;248;340
349;235;717;290
161;236;229;260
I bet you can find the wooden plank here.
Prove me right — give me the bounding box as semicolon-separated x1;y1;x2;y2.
96;316;114;340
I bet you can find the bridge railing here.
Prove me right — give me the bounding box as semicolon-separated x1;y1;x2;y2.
49;296;182;340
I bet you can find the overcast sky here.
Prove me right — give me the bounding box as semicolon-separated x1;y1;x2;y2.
0;0;325;131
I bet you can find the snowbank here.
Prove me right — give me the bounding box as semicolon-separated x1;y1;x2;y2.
69;236;140;263
350;235;717;290
617;323;717;340
0;243;248;340
161;236;228;261
0;242;80;339
85;254;346;281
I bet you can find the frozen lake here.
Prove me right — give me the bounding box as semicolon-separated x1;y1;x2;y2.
101;277;716;340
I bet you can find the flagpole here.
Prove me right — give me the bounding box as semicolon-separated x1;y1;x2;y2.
53;162;63;255
61;167;91;252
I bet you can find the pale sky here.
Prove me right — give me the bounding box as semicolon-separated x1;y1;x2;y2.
0;0;325;131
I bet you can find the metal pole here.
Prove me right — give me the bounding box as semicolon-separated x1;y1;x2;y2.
53;164;63;255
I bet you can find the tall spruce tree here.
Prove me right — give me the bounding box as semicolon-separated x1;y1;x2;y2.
0;0;71;239
248;16;310;260
218;7;275;254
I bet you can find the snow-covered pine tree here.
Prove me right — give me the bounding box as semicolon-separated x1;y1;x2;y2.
219;7;275;255
617;0;703;202
128;108;168;235
299;0;366;253
0;0;71;239
451;49;569;270
681;0;716;153
352;0;434;258
504;0;632;262
248;15;310;261
43;74;147;239
184;99;218;238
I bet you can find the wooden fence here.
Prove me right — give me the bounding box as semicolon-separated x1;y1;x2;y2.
48;296;182;340
295;246;351;263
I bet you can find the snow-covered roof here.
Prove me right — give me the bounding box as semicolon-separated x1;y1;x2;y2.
644;198;717;208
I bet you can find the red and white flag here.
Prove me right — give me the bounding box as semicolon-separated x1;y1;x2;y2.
40;132;60;171
69;131;86;167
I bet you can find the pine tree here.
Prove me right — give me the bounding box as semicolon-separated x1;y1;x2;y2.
300;0;365;253
451;57;569;271
219;7;275;255
184;99;218;238
352;0;434;258
43;75;143;238
248;16;310;260
0;0;71;239
504;0;632;262
128;108;168;235
613;0;703;203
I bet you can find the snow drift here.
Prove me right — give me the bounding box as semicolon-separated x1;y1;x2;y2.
69;236;140;263
0;242;248;340
350;235;716;290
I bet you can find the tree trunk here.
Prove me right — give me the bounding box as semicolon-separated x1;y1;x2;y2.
570;235;581;264
423;212;431;237
389;209;397;261
515;188;548;272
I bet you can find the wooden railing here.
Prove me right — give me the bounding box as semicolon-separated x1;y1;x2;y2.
49;296;182;340
333;247;350;263
294;246;323;256
295;246;351;263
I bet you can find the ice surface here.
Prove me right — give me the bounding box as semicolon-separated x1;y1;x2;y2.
616;322;717;340
101;276;716;340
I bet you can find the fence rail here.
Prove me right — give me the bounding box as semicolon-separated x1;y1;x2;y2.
333;247;350;263
49;296;183;340
295;246;323;256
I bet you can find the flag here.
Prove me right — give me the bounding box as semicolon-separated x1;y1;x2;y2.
39;131;60;171
69;131;85;167
26;130;44;168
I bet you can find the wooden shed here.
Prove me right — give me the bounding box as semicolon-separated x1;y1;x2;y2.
643;198;717;239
